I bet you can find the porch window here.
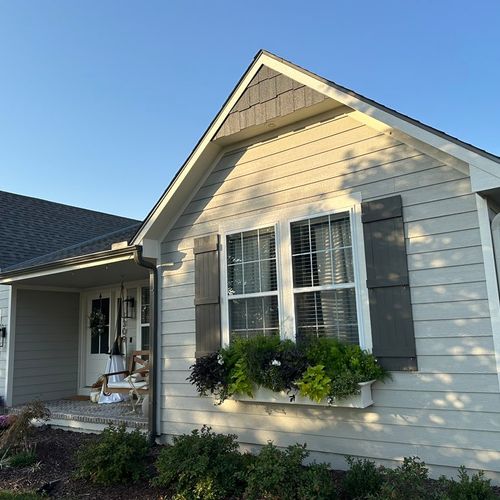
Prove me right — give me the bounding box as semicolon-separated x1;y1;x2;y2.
90;297;110;354
291;213;358;344
140;286;150;350
226;226;279;341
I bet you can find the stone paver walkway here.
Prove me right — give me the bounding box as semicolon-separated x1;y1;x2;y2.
11;398;147;430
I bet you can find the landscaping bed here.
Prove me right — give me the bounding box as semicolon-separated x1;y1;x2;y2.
0;427;163;499
0;425;499;499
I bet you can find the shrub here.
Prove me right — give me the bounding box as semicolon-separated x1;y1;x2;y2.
438;466;496;500
8;450;37;468
343;456;383;498
0;401;50;452
153;425;246;500
374;456;429;500
75;424;149;485
244;442;334;500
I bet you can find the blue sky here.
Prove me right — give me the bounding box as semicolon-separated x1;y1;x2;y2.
1;1;499;219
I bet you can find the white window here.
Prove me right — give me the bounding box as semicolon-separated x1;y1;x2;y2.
290;212;358;344
226;227;279;340
220;196;371;350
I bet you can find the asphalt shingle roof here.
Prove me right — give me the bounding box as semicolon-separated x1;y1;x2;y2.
0;190;140;271
4;223;141;272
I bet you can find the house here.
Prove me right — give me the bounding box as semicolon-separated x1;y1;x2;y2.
2;50;500;480
0;190;143;405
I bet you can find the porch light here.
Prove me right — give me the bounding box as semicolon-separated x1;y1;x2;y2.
123;296;135;319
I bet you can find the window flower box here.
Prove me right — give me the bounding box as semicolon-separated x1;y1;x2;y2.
232;380;375;408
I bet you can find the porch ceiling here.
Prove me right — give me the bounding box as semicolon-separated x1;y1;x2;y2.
5;258;149;289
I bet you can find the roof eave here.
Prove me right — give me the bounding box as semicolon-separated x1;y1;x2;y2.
0;246;141;283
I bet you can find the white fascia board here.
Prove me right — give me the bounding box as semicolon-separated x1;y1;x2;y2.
470;164;500;192
0;254;134;285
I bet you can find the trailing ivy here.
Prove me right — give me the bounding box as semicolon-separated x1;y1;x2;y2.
188;335;388;405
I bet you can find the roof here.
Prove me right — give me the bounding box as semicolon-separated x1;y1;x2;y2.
0;190;139;271
3;222;141;272
131;49;500;244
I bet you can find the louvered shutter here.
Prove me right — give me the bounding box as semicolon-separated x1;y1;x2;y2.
361;195;417;371
194;234;221;358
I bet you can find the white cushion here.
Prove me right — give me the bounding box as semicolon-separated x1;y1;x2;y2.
107;381;148;389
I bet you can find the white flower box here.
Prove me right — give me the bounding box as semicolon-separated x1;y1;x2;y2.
232;380;375;408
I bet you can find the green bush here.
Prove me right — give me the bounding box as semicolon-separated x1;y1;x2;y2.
343;456;384;498
75;424;149;485
8;450;37;468
244;442;334;500
372;456;429;500
153;425;246;500
437;466;496;499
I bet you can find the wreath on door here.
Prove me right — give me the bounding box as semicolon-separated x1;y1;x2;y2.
89;310;106;337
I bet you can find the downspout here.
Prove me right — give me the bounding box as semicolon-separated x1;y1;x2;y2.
133;246;158;443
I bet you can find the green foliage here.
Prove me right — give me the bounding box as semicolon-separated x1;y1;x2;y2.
227;357;254;399
297;462;336;500
244;442;334;500
343;456;384;499
372;456;429;500
296;365;331;402
8;450;37;468
189;335;386;404
153;425;246;500
437;466;496;500
75;424;149;485
0;492;41;500
0;401;50;453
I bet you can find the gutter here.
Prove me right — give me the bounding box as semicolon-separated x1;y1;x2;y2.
133;246;158;443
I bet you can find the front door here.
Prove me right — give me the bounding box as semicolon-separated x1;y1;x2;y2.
85;292;112;386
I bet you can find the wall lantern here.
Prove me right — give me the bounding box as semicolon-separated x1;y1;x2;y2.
123;296;136;319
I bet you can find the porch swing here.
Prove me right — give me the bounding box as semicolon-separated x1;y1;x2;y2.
99;285;150;412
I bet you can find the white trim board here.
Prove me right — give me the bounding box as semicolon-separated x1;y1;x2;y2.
476;194;500;392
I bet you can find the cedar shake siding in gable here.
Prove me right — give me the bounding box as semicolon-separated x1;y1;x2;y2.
214;65;327;140
160;110;500;479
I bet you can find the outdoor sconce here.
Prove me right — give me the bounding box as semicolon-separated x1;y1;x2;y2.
123;296;135;319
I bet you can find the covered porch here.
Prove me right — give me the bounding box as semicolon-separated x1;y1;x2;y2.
0;246;157;435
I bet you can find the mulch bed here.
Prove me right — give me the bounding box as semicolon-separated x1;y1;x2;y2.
1;426;499;499
0;426;164;499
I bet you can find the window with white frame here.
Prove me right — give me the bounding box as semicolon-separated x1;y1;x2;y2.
290;212;358;344
222;204;365;347
226;227;279;340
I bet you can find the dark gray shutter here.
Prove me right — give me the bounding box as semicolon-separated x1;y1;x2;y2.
361;195;417;371
194;234;221;358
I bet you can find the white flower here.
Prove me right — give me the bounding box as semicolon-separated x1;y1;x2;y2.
217;354;224;365
271;359;281;367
